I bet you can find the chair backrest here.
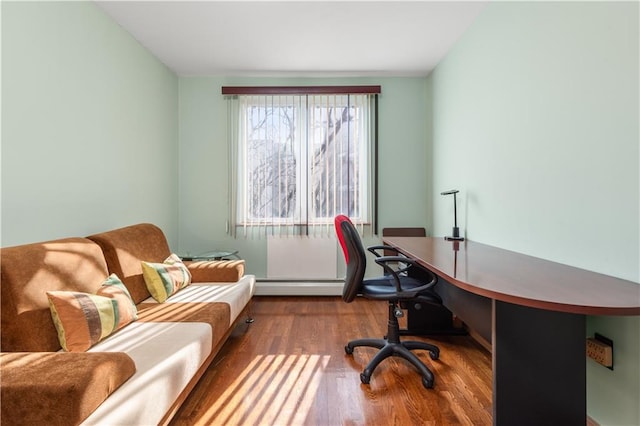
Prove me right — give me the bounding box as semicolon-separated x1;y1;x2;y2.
334;215;366;303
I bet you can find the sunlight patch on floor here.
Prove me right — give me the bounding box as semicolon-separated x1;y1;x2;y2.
200;354;331;425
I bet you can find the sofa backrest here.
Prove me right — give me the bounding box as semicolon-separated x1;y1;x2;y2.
87;223;172;304
1;238;109;352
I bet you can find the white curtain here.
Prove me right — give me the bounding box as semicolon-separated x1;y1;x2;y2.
226;93;376;238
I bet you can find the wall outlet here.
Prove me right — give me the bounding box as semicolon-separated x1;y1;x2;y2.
586;333;613;370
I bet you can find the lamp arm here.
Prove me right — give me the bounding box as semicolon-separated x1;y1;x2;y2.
453;193;458;228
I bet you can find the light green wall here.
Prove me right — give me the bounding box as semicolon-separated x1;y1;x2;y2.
178;76;430;278
1;1;179;247
5;2;637;422
428;2;639;424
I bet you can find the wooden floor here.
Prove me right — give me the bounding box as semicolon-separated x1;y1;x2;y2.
170;296;492;426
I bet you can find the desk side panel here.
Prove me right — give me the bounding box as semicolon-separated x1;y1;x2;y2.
493;301;586;426
437;277;493;344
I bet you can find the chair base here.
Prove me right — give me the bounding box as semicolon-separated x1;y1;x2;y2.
345;302;440;389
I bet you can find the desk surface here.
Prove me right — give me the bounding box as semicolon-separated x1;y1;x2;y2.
383;237;640;316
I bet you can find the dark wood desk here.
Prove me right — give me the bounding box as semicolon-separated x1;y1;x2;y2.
383;237;640;426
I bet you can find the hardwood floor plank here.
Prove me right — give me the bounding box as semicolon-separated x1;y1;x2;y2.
170;296;492;426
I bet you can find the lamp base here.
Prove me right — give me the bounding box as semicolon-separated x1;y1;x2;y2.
445;226;464;241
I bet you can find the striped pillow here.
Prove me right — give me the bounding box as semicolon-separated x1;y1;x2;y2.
141;253;192;302
47;274;137;352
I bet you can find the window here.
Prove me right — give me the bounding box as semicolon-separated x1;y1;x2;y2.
224;86;379;237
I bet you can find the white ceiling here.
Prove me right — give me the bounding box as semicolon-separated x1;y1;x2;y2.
95;1;488;77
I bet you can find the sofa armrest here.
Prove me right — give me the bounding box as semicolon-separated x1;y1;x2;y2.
185;260;245;283
1;352;136;426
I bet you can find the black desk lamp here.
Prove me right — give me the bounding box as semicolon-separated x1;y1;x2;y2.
441;189;464;241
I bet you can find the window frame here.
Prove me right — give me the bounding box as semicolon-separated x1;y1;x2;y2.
224;86;380;236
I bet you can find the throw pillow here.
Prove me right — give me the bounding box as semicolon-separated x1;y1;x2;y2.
47;274;138;352
141;253;192;302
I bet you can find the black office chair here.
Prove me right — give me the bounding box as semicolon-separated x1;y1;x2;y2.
334;215;441;389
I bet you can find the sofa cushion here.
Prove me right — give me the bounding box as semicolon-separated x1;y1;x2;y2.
0;238;109;352
141;276;256;328
137;301;230;349
186;259;245;283
81;322;213;426
142;254;192;302
0;351;135;426
47;274;138;352
87;223;172;304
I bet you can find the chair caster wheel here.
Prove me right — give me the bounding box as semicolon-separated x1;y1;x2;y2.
345;345;354;355
360;373;370;385
422;376;434;389
429;349;439;360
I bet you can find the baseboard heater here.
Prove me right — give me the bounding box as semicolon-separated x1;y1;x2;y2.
264;236;341;296
255;279;343;296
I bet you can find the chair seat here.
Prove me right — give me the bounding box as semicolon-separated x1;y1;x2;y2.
362;275;439;302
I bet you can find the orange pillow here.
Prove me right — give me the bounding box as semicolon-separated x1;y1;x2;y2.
47;274;137;352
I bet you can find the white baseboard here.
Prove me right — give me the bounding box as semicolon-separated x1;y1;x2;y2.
255;280;343;296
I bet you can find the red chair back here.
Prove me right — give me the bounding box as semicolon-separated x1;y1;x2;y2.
334;215;366;303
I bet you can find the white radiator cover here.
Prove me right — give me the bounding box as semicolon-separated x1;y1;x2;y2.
267;236;338;280
255;280;343;296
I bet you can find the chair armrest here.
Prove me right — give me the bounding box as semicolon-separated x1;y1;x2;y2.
374;255;416;276
374;256;438;297
367;245;400;257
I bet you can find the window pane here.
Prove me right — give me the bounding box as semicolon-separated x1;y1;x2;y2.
244;100;298;221
308;96;364;222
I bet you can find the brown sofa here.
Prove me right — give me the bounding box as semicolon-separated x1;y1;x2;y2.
1;223;255;426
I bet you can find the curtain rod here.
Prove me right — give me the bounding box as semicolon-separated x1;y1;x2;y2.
221;86;381;95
